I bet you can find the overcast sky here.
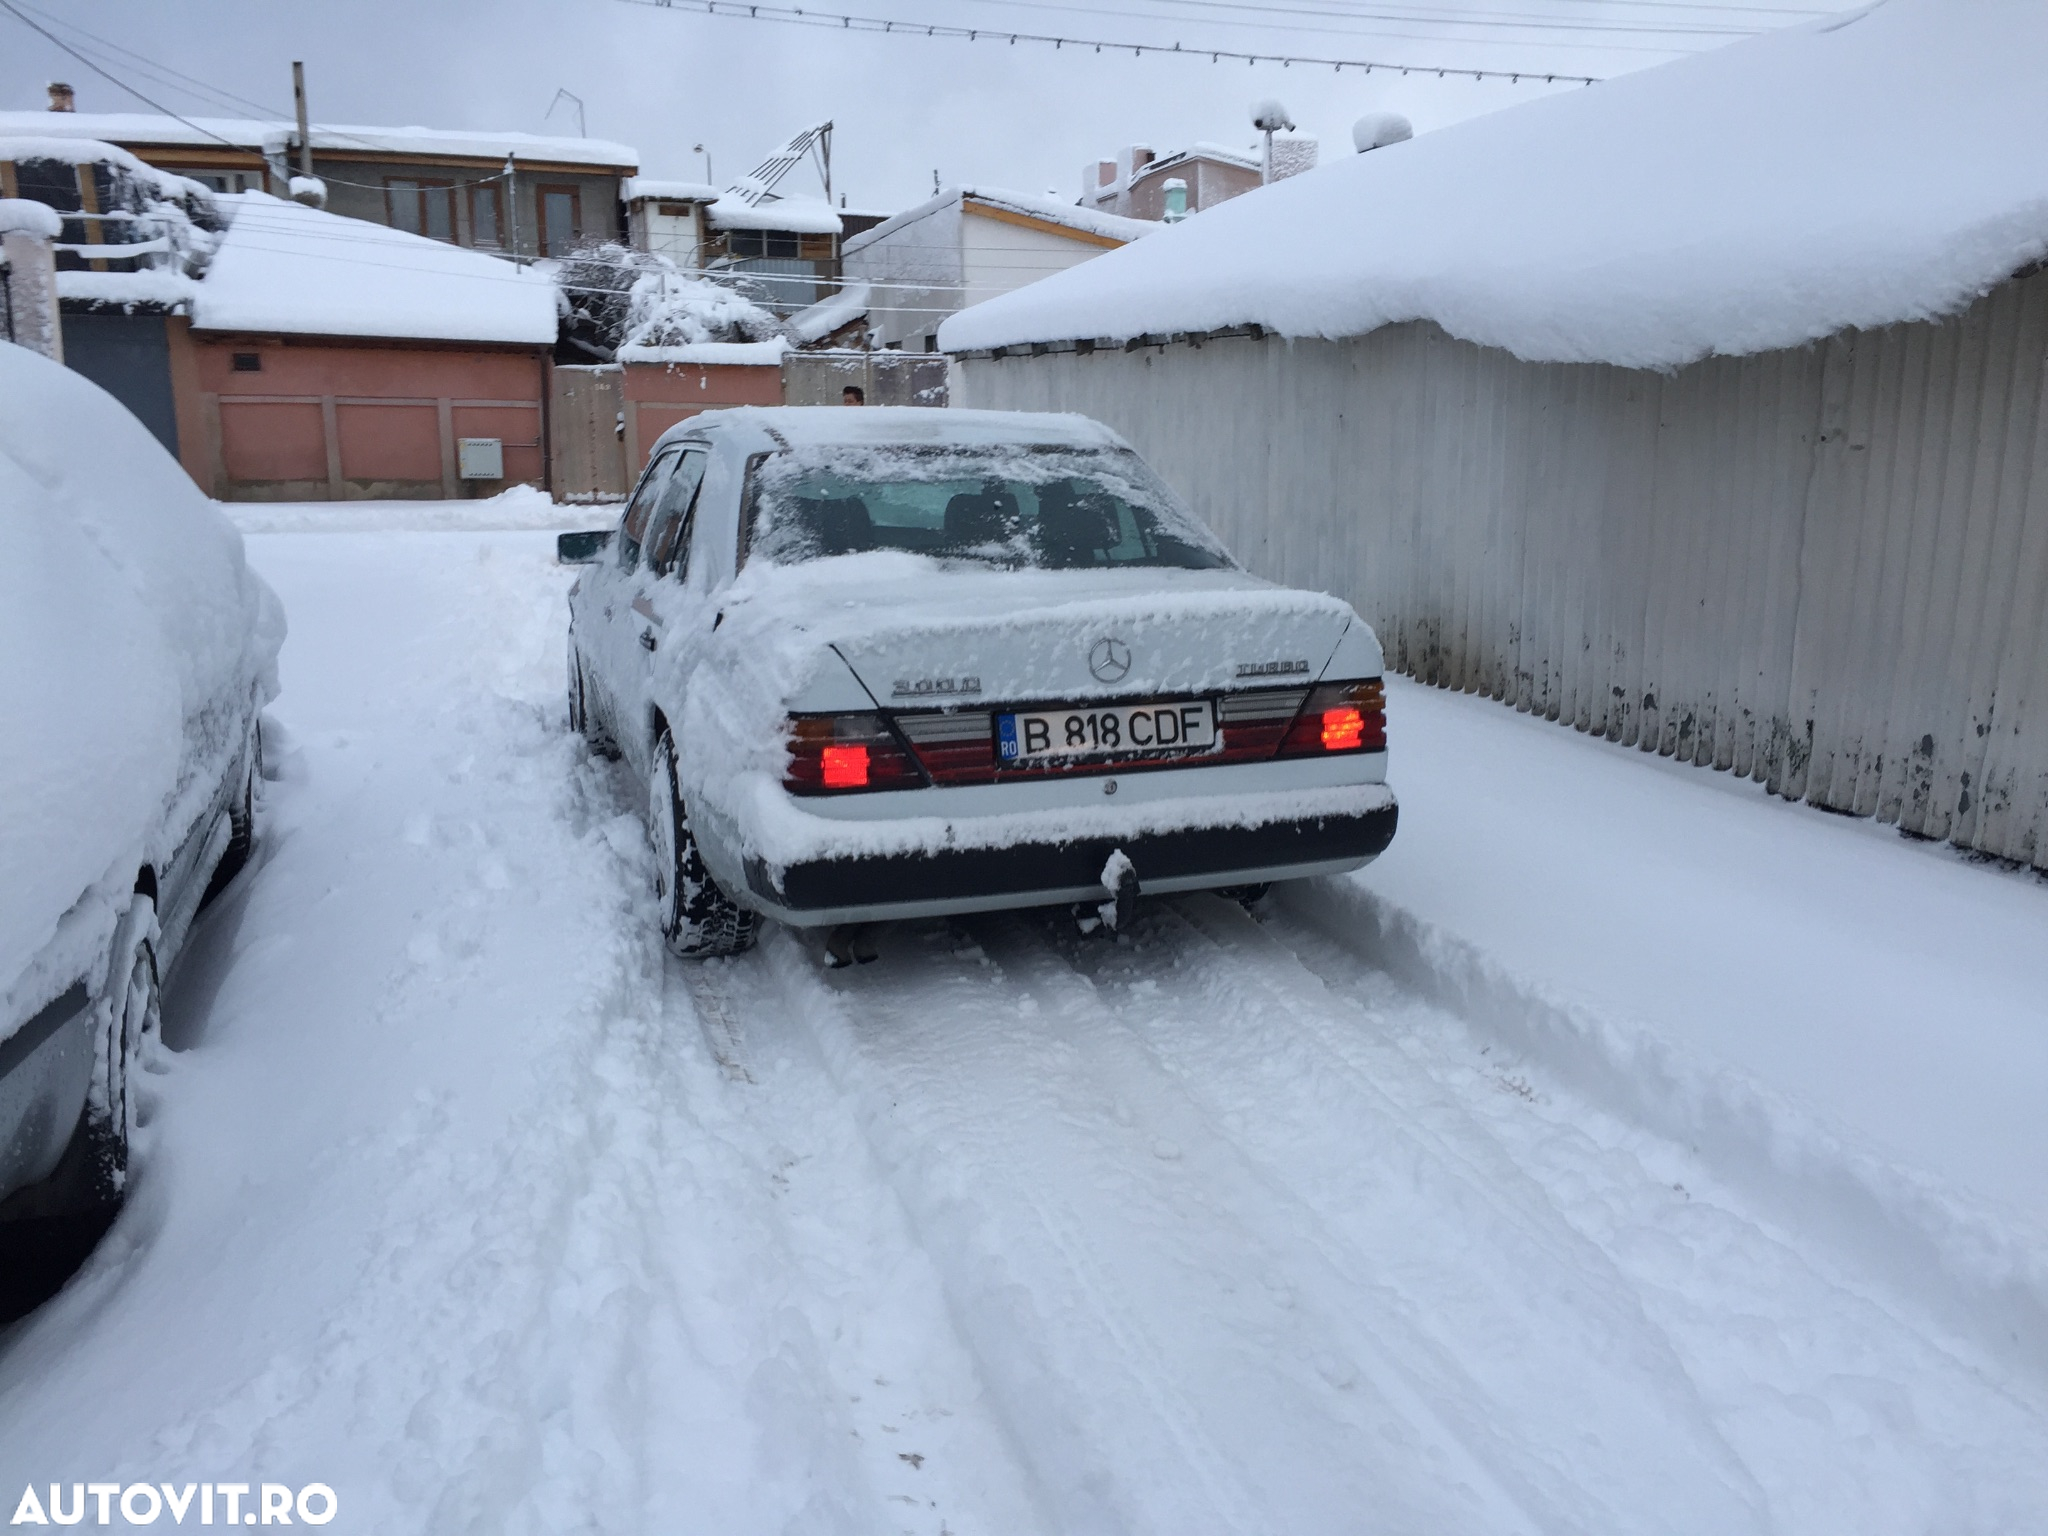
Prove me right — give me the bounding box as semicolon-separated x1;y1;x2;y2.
1;0;1851;212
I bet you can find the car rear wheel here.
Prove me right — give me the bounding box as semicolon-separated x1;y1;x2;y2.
649;730;760;959
0;900;156;1320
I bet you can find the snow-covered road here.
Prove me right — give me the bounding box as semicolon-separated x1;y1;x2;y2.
2;521;2043;1534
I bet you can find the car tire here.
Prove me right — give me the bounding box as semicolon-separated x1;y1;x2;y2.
0;901;156;1321
649;729;760;959
200;742;258;909
569;644;618;759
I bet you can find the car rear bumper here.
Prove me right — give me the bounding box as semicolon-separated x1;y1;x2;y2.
740;796;1398;926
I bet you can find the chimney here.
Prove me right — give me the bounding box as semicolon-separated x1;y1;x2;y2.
47;81;75;112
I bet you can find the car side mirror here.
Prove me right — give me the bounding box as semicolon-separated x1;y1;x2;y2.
557;529;613;565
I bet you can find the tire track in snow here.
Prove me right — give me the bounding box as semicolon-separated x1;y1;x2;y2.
1052;894;1768;1532
745;919;1566;1536
675;950;1056;1536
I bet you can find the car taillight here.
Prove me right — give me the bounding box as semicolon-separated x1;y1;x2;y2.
784;714;925;794
1279;679;1386;757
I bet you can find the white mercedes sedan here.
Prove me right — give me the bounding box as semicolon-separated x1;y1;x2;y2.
563;407;1396;958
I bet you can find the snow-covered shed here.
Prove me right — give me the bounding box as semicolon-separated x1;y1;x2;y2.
186;195;557;500
943;0;2048;869
846;186;1154;352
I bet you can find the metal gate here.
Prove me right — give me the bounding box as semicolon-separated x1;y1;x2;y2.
549;363;627;501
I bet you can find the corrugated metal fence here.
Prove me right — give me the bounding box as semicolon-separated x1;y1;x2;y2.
957;264;2048;867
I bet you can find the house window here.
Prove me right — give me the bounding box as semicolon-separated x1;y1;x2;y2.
470;182;502;247
538;185;579;256
388;178;455;241
231;352;262;372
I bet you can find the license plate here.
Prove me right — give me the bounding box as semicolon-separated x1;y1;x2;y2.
997;700;1217;764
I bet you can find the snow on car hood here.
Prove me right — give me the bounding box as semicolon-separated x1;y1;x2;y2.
0;342;284;1027
721;551;1364;707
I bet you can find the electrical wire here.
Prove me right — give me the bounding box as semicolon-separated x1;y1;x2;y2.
610;0;1610;82
879;0;1765;48
0;0;248;146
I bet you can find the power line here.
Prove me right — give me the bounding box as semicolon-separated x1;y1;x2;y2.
611;0;1609;84
0;0;246;146
907;0;1768;49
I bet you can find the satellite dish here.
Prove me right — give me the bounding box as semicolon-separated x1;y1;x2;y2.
1352;112;1414;153
1250;98;1295;133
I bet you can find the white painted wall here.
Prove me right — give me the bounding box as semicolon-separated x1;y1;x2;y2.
958;265;2048;866
847;197;1121;350
844;198;964;350
960;210;1112;318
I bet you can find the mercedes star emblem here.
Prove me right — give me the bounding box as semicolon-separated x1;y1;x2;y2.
1089;636;1132;683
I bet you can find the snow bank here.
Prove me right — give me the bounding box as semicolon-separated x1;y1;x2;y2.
220;486;583;535
193;194;556;344
617;338;790;366
943;0;2048;368
0;343;281;1027
1284;878;2048;1387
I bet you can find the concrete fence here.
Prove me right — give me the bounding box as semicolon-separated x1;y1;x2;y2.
957;264;2048;868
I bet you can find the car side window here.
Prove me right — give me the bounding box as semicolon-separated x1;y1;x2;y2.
619;447;681;569
645;450;708;579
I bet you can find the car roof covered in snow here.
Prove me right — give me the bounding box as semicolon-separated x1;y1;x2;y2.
940;0;2048;370
192;193;557;345
662;406;1129;457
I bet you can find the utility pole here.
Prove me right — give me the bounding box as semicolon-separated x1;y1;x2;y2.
291;61;313;182
505;154;521;264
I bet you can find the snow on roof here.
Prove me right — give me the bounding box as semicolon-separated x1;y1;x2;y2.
192;193;556;345
0;110;636;169
705;195;842;234
0;133;211;201
1167;142;1260;171
673;405;1125;454
844;186;1156;258
788;280;871;344
942;0;2048;370
626;178;720;203
0;110;272;151
289;124;636;169
56;269;201;310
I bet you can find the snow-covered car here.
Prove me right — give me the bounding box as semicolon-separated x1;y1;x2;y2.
563;407;1396;957
0;343;282;1307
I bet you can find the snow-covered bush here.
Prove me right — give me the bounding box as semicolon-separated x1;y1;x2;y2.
551;242;787;361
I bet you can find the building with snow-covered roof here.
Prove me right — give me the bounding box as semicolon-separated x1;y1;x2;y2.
945;0;2048;869
844;186;1154;352
1081;141;1269;222
0;89;636;259
179;195;557;501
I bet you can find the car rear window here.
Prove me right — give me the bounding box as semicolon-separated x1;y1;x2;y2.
742;444;1234;572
